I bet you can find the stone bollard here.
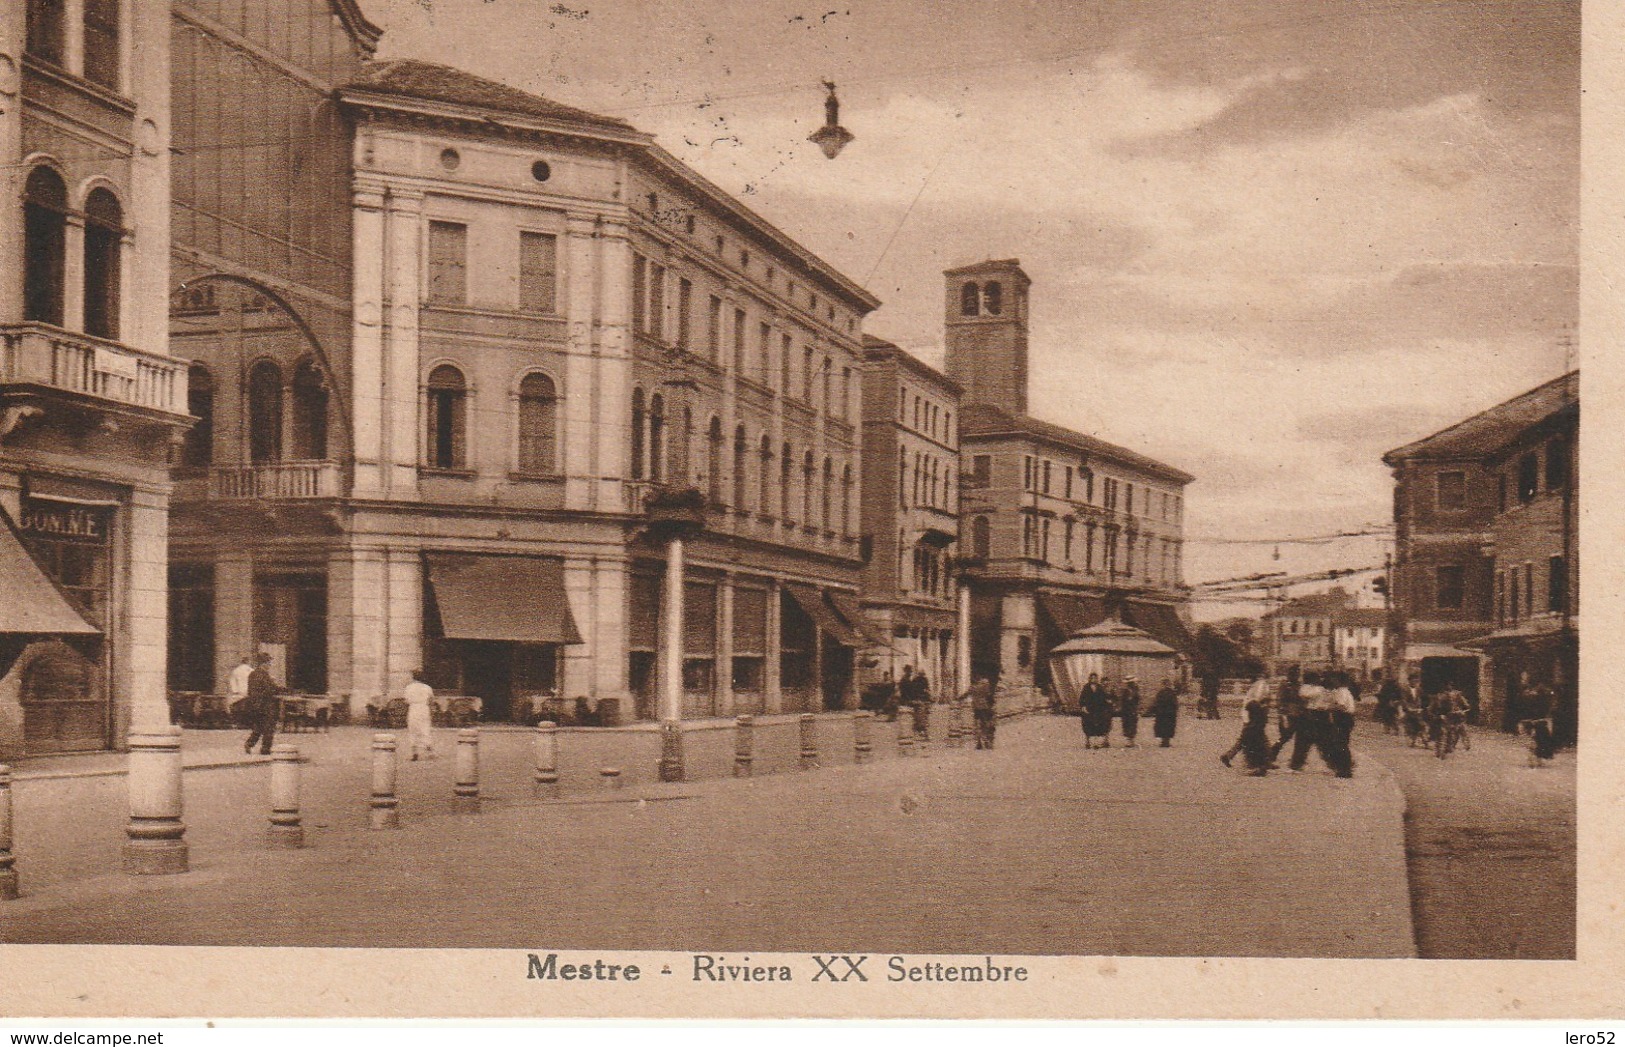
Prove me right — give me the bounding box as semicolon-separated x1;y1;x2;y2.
0;765;17;899
533;721;560;798
454;728;480;813
853;711;873;765
266;743;304;849
799;713;819;770
733;715;754;778
947;701;966;748
370;733;401;830
601;767;623;790
659;721;685;782
897;714;914;758
124;725;189;874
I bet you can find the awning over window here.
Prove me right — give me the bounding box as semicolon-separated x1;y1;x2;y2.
1122;600;1193;655
1037;592;1109;637
784;583;861;646
825;589;878;645
0;507;99;636
423;553;582;644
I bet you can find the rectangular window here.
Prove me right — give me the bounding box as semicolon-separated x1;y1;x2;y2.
840;366;852;419
1546;437;1569;492
26;0;66;65
1524;563;1535;618
1042;460;1052;494
518;232;558;314
83;0;121;90
707;296;722;360
427;221;468;305
1023;456;1034;491
733;308;747;373
1126;483;1134;516
1548;555;1567;613
631;254;646;331
677;278;693;350
1435;565;1465;611
1496;474;1508;513
1436;470;1466;511
803;347;814;400
971;454;991;485
759;323;772;384
1518;453;1539;502
782;334;793;392
648;263;666;339
1064;466;1073;500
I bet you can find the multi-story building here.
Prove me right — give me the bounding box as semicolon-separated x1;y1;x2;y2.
1478;374;1577;737
165;29;879;722
1382;373;1577;724
858;335;961;695
946;261;1194;705
1261;588;1353;673
0;0;193;758
1332;607;1387;683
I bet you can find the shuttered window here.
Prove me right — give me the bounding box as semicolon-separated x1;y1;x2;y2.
518;232;557;314
427;221;467;305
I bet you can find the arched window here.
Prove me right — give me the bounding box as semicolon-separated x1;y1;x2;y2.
960;281;979;316
26;0;66;64
821;457;833;532
759;435;774;516
82;188;122;340
706;416;723;504
971;516;990;559
842;464;854;536
780;443;793;522
517;372;558;474
425;364;467;470
23;167;68;327
183;364;214;469
290;358;328;460
630;387;646;479
649;393;666;482
983;281;1003;315
247;359;283;464
732;425;748;509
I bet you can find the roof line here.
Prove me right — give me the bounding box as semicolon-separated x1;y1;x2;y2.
1381;370;1578;464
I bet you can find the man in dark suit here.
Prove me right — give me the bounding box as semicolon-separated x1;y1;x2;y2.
243;652;282;756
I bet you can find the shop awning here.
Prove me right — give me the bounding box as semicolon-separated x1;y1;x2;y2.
1122;600;1194;654
825;589;879;645
1403;643;1479;662
785;583;861;646
0;507;98;636
1037;592;1109;637
423;553;582;644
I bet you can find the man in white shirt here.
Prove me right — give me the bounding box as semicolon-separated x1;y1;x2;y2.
404;669;436;761
227;655;254;718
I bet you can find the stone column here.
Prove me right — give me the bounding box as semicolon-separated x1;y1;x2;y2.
124;492;171;733
124;726;187;874
658;537;686;781
0;764;17;899
0;0;26;321
717;574;736;716
383;550;422;703
213;553;254;696
266;743;303;849
327;546;387;718
957;584;973;699
764;580;784;714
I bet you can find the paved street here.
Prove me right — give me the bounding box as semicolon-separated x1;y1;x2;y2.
1349;718;1576;959
0;712;1413;957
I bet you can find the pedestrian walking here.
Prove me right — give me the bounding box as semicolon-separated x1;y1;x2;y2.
227;653;254;725
1148;678;1179;747
404;669;436;761
242;652;282;756
1199;671;1222;720
1233;686;1274;776
1079;673;1114;749
1373;670;1401;734
1400;674;1427;747
906;668;933;738
969;676;997;750
1325;672;1357;778
1270;665;1305;763
1118;678;1142;747
1221;677;1272;766
1287;671;1333;772
1520;682;1558;766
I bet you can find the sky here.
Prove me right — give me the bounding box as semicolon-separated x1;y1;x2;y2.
367;0;1580;613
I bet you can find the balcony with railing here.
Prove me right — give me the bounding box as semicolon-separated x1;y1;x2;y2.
0;322;188;417
207;461;343;499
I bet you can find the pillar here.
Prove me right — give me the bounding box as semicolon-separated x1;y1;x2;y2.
717;574;736;715
764;580;784;714
213;553;254;695
350;181;387;496
591;557;631;704
124;492;171;733
957;583;973;697
328;547;387;717
0;0;25;321
383;549;422;702
658;537;685;781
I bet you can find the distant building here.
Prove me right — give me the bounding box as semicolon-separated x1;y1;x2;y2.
858;337;961;696
1;0;193;757
1332;607;1388;682
1262;588;1354;673
1383;371;1577;734
945;260;1194;706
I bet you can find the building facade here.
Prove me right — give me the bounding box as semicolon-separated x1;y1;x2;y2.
166;37;879;722
0;0;193;758
1261;588;1353;673
858;336;961;696
945;260;1194;706
1383;371;1577;730
1332;607;1386;683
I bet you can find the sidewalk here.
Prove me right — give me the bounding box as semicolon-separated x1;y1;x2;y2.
0;714;1415;957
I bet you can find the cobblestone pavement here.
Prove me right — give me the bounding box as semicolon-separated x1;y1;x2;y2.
1;713;1413;957
1349;717;1576;959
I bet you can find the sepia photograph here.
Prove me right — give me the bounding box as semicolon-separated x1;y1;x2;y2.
0;0;1607;1022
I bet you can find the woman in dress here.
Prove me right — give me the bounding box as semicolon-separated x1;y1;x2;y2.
1148;678;1180;747
1078;673;1114;749
1118;679;1142;748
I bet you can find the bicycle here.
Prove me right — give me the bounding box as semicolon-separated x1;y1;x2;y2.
1434;716;1467;759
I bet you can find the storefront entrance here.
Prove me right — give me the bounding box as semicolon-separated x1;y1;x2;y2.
426;639;560;723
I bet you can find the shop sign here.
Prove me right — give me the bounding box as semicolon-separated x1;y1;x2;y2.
19;501;109;543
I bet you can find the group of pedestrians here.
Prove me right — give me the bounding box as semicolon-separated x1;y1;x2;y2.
862;665;934;738
1077;674;1180;749
1219;666;1357;778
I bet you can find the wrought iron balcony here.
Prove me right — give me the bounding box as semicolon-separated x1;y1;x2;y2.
0;322;189;417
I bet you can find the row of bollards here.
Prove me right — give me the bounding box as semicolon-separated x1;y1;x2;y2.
0;706;979;898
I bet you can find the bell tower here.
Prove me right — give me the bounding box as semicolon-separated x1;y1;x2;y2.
943;259;1031;414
